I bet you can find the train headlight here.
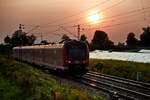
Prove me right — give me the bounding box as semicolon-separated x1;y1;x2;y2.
82;60;87;64
65;60;71;64
68;61;71;63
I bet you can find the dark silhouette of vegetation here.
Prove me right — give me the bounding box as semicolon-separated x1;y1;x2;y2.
90;30;114;50
59;34;71;43
126;32;139;47
117;42;125;48
4;30;36;47
0;44;12;57
80;34;86;41
62;34;70;41
41;40;49;45
4;35;11;44
140;26;150;46
80;34;89;47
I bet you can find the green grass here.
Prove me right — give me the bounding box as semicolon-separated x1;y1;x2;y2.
0;74;26;100
0;55;105;100
89;59;150;83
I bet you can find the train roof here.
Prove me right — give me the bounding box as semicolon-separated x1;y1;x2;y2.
64;40;87;48
13;40;87;50
13;43;64;49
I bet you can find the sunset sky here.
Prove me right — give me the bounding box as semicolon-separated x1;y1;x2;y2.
1;0;150;44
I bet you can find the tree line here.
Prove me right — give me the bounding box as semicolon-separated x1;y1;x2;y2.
4;30;36;47
89;26;150;50
3;26;150;51
126;27;150;47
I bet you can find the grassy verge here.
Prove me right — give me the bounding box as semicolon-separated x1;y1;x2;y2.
89;59;150;83
0;74;26;100
0;55;105;100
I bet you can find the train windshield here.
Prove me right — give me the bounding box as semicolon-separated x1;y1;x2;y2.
67;48;86;60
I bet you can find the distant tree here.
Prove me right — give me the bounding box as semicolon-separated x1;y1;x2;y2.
80;34;86;41
4;30;36;47
140;26;150;46
113;42;126;51
80;34;89;47
4;35;11;44
91;30;114;50
126;32;138;47
59;34;71;43
41;40;49;45
10;30;22;46
62;34;70;40
106;40;114;49
117;42;125;47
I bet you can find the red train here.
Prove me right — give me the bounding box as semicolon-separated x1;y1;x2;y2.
12;40;89;75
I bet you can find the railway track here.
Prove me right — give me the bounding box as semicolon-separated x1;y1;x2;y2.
80;71;150;100
88;71;150;90
40;66;150;100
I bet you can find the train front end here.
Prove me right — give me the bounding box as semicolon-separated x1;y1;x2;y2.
63;40;89;75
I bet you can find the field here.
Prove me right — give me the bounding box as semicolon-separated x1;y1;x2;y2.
89;58;150;83
0;55;105;100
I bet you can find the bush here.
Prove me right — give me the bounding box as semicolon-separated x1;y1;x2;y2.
91;62;105;72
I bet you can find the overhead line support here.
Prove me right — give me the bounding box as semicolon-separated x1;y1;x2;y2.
73;24;80;40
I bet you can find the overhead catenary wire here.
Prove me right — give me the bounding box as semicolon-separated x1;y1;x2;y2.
42;0;112;27
83;17;150;31
40;5;150;30
53;6;150;36
26;5;150;31
59;26;77;38
78;6;150;27
41;0;125;28
140;0;146;20
38;0;126;40
33;0;150;41
61;2;150;28
26;25;40;34
41;7;150;40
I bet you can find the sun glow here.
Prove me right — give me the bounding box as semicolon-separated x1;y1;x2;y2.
88;13;100;24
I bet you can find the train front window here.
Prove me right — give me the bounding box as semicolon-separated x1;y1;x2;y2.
67;48;86;60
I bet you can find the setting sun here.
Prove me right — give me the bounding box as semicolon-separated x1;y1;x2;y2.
88;13;100;24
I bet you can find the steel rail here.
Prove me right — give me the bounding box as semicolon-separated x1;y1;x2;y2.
86;72;150;92
79;79;136;100
82;73;150;100
88;71;150;88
